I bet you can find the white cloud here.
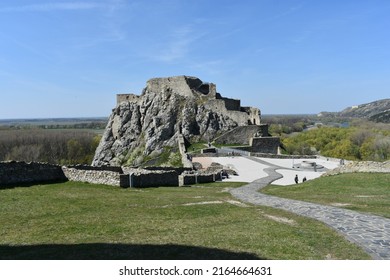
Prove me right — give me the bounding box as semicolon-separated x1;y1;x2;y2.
149;25;207;63
153;27;194;62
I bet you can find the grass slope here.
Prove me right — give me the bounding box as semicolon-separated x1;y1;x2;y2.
263;173;390;218
0;181;370;260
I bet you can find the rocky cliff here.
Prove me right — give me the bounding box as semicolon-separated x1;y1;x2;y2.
92;76;261;166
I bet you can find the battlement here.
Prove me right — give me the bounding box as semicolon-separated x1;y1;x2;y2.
221;97;241;111
115;76;261;126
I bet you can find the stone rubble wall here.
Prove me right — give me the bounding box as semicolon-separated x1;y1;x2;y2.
0;161;67;186
62;166;122;186
64;166;183;188
324;161;390;176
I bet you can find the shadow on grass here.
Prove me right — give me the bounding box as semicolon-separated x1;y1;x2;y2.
0;243;264;260
0;180;68;190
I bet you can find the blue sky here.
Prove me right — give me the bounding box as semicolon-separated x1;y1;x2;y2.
0;0;389;118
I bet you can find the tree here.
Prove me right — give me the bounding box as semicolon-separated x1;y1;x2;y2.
6;145;43;162
351;129;373;146
373;137;390;161
360;137;375;160
67;139;84;164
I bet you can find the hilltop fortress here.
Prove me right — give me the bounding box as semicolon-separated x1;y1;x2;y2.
116;76;261;126
92;75;279;167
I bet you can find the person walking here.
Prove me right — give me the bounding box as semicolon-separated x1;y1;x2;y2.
294;174;299;184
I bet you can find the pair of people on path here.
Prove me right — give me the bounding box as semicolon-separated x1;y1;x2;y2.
295;175;306;184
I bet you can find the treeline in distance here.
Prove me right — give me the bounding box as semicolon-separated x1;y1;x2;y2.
0;129;101;165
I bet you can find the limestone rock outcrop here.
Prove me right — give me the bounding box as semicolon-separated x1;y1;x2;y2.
319;98;390;123
92;76;261;166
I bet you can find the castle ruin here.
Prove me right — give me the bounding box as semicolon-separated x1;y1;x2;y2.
93;75;280;167
116;76;261;127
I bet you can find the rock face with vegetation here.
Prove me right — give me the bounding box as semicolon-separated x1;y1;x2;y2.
92;76;261;166
319;99;390;123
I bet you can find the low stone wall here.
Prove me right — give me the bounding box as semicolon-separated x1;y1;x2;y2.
0;161;223;188
179;171;222;186
0;161;67;186
250;153;317;159
66;165;123;173
177;134;193;168
125;169;178;188
62;166;122;186
142;166;192;173
63;166;188;188
324;161;390;176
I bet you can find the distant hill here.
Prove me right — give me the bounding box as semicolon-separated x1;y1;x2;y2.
319;99;390;123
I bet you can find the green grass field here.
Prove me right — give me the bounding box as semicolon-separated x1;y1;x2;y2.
0;181;370;260
262;173;390;218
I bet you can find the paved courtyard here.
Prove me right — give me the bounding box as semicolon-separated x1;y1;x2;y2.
193;155;340;185
193;155;390;260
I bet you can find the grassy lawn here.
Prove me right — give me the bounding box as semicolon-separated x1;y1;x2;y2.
0;181;370;260
262;173;390;218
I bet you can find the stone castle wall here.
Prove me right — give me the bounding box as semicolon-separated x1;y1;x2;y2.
221;97;241;111
214;125;269;145
0;161;67;186
203;99;257;126
242;107;261;125
227;110;254;126
146;76;201;98
117;76;260;127
250;137;281;154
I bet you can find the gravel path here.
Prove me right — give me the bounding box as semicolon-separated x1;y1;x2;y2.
229;157;390;260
